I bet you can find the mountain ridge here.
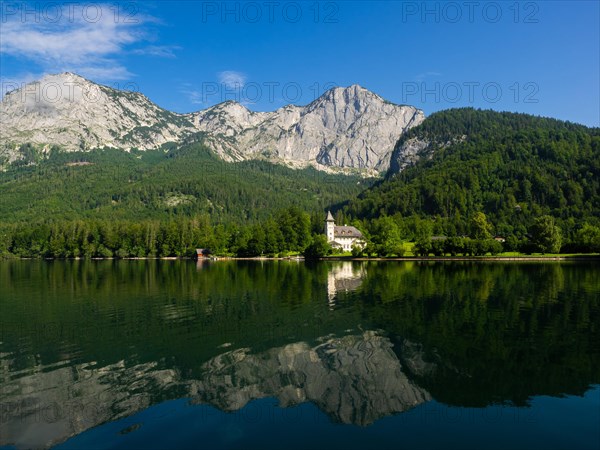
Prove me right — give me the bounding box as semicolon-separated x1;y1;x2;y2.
0;73;424;172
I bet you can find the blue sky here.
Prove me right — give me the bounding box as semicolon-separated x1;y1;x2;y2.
1;1;598;126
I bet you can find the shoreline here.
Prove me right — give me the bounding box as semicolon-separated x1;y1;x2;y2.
4;255;600;262
320;255;600;262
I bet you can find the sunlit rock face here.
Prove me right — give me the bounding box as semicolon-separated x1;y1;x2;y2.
189;85;424;171
1;73;424;172
190;331;432;426
0;73;194;158
388;133;467;174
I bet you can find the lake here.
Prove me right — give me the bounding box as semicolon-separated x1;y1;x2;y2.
1;260;599;449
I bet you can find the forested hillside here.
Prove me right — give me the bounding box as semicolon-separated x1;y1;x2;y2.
345;109;600;242
0;143;372;223
0;143;374;258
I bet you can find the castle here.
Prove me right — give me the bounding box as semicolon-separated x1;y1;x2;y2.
325;211;366;251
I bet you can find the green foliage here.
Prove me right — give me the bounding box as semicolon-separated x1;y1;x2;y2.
530;215;562;253
470;212;493;239
351;244;365;257
368;216;405;256
412;236;504;257
575;224;600;253
303;235;332;259
430;238;446;256
413;238;432;256
0;207;323;259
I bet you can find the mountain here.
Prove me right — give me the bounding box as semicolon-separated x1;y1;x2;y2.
0;73;194;159
189;85;424;171
0;73;424;172
345;108;600;237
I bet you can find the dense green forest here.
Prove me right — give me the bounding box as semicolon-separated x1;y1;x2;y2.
2;108;600;258
0;143;372;223
343;108;600;252
0;208;322;258
0;143;373;258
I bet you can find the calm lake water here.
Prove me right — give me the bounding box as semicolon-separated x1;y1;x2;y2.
1;260;599;449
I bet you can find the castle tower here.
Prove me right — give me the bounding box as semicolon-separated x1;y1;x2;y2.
325;211;335;242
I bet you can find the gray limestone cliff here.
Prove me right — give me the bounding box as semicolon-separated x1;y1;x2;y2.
0;73;424;172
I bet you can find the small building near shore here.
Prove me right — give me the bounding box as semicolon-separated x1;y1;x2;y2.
196;248;211;259
324;211;366;251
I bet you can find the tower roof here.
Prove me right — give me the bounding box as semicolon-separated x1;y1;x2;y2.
326;211;335;222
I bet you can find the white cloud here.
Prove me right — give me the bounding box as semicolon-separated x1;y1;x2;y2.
0;4;174;82
132;45;179;58
74;65;134;81
218;71;247;89
179;82;206;106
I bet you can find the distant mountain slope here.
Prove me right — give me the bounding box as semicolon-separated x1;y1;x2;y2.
346;108;600;235
0;73;424;172
0;143;374;223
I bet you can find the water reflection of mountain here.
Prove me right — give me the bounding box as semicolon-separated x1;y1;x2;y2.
190;331;430;425
0;331;430;448
0;358;180;449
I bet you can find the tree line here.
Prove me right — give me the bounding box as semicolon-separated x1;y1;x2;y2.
346;211;599;257
0;208;316;259
2;208;599;259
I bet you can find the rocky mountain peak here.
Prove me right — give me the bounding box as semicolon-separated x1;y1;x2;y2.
308;84;373;111
1;73;425;172
1;73;193;156
325;83;371;96
4;72;94;113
